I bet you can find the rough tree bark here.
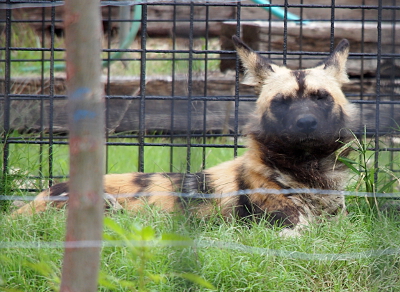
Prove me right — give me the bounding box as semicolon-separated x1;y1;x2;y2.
59;0;105;291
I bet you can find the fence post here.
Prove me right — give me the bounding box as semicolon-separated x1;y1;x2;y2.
59;0;105;291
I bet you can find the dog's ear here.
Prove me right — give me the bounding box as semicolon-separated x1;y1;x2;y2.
320;39;350;84
232;35;279;89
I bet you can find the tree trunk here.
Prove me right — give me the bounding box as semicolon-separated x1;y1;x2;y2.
59;0;105;291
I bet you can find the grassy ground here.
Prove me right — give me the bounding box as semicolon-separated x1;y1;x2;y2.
2;135;246;192
1;200;400;291
1;22;220;77
1;135;400;291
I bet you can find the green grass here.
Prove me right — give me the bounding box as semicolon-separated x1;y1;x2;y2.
340;134;400;193
1;22;220;77
106;37;221;77
1;135;246;188
0;22;65;76
1;204;400;291
1;134;400;291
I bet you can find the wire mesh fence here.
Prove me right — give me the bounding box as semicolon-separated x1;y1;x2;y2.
1;1;400;194
1;1;400;291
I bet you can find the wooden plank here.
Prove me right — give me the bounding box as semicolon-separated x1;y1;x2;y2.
12;4;234;38
12;0;400;39
0;74;398;135
146;5;234;37
220;21;400;76
239;0;400;23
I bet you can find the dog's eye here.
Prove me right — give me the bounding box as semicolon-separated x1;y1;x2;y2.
314;91;331;101
272;94;291;105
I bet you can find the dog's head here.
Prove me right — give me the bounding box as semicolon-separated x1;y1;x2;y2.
233;36;357;156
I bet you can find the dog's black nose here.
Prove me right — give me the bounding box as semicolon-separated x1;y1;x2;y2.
296;114;317;134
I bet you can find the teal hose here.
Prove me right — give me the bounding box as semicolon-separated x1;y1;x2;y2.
101;4;142;68
251;0;309;24
22;3;142;72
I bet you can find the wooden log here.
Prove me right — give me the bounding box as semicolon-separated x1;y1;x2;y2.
12;4;234;38
220;20;400;76
0;74;398;136
146;4;234;37
239;0;400;23
11;6;120;37
10;0;400;40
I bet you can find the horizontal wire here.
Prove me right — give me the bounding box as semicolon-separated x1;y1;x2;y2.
2;189;399;259
1;188;399;202
0;238;399;260
3;95;400;104
0;0;238;9
1;1;400;9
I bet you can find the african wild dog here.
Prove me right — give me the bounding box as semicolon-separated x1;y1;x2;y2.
13;36;357;236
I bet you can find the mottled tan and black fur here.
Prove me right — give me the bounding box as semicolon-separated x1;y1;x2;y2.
13;36;357;236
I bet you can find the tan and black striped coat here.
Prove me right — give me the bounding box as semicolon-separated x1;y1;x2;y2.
13;36;357;236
